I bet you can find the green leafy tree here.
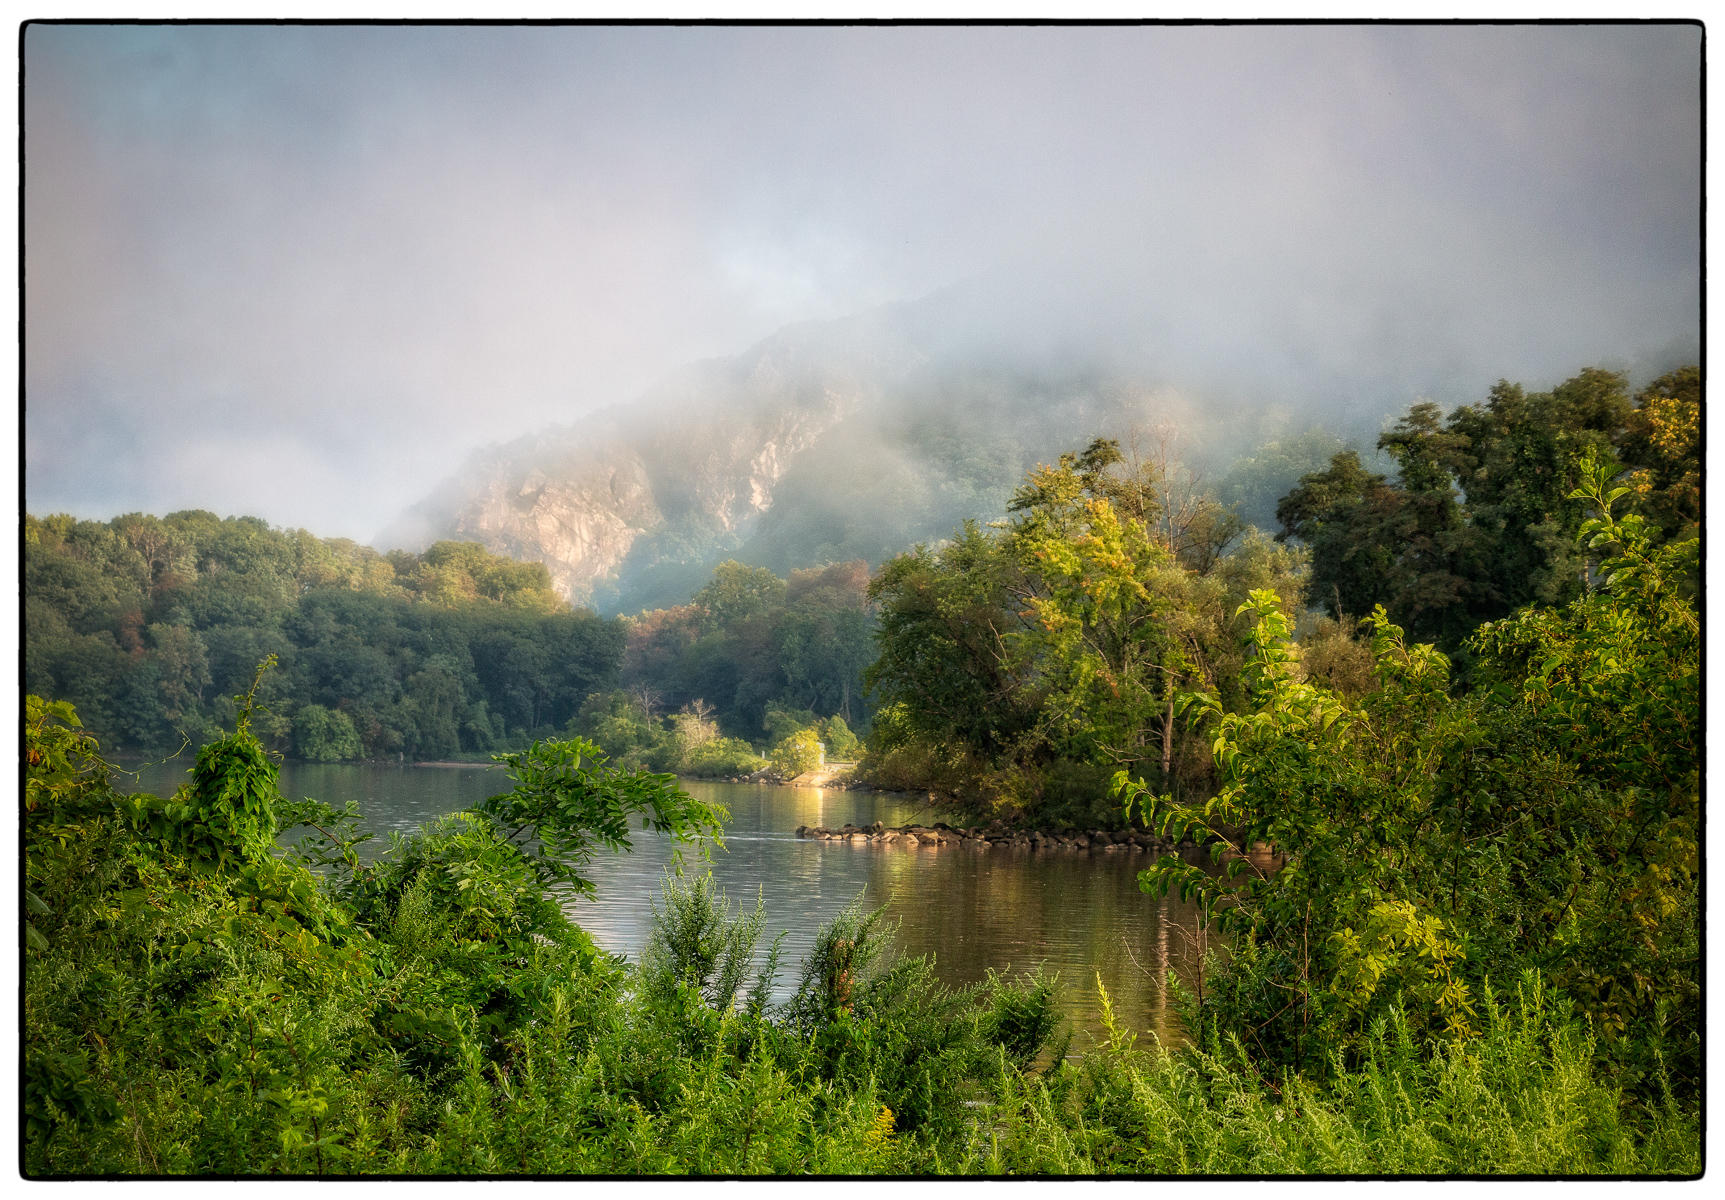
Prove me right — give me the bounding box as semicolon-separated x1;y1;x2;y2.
1617;365;1700;540
1277;366;1696;657
293;704;363;762
762;700;821;747
769;728;824;779
1468;449;1699;1066
475;737;727;898
866;522;1045;767
1008;455;1194;777
868;437;1308;814
820;715;862;761
776;562;875;724
1122;452;1699;1084
694;560;787;630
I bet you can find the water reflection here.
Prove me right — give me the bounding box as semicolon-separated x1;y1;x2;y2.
576;781;1210;1043
114;764;1208;1042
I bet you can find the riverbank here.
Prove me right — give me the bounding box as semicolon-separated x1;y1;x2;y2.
800;818;1186;854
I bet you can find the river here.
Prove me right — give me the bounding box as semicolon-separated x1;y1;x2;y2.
115;758;1211;1044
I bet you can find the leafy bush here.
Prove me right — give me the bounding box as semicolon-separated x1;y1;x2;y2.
638;873;780;1016
293;703;361;761
768;728;823;779
1120;453;1700;1087
818;715;862;761
976;975;1698;1176
762;701;820;747
681;736;766;778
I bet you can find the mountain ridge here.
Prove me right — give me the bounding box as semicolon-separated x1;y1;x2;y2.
379;280;1694;616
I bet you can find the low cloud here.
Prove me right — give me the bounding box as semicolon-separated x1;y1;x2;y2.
24;23;1700;540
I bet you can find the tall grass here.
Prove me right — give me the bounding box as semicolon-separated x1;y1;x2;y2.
974;974;1699;1176
25;802;1697;1177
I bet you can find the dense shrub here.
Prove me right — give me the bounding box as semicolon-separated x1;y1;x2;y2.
767;728;824;779
682;736;767;778
25;604;1698;1178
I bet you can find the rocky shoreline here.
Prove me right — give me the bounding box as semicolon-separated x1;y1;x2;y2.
795;818;1188;853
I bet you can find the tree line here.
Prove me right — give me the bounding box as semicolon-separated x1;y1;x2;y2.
24;512;618;760
862;363;1699;1104
21;362;1701;1172
860;365;1697;823
25;511;879;772
569;559;874;777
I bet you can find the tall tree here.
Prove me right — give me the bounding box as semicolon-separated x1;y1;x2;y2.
1276;367;1693;656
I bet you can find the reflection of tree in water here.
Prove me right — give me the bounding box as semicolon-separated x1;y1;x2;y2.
120;762;1222;1044
852;840;1214;1044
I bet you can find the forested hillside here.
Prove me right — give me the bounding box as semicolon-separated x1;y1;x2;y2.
27;365;1696;786
24;512;622;759
21;364;1702;1177
23;389;1701;1173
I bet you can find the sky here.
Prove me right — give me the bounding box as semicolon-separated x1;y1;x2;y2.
22;21;1703;543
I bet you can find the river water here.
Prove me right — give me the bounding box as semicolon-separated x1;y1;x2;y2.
116;759;1210;1044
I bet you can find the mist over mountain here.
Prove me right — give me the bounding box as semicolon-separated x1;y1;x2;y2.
381;270;1696;615
28;26;1697;543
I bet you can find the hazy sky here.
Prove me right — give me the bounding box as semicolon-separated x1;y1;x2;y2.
23;22;1701;542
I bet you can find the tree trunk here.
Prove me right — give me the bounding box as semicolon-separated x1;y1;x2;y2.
1161;690;1175;792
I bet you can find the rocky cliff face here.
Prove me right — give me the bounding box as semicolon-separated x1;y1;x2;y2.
428;442;664;604
382;305;921;609
382;269;1664;614
380;281;1393;613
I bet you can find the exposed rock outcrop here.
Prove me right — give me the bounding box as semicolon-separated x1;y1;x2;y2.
378;287;1269;614
380;308;916;609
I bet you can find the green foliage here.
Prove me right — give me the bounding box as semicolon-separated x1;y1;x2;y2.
975;968;1065;1071
569;690;767;778
24;695;1694;1176
852;710;983;798
477;737;728;898
618;559;875;749
1120;456;1699;1088
1275;366;1699;660
768;728;824;779
819;714;862;761
866;435;1309;818
25;510;624;758
638;873;780;1017
681;736;766;778
177;724;282;866
275;795;374;874
411;540;565;611
293;704;362;762
761;699;819;746
132;657;287;869
1007;440;1198;775
1617;366;1700;539
694;560;787;630
866;522;1044;769
24;695;113;827
975;976;1697;1176
781;898;899;1031
23;404;1702;1176
1467;449;1700;1076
